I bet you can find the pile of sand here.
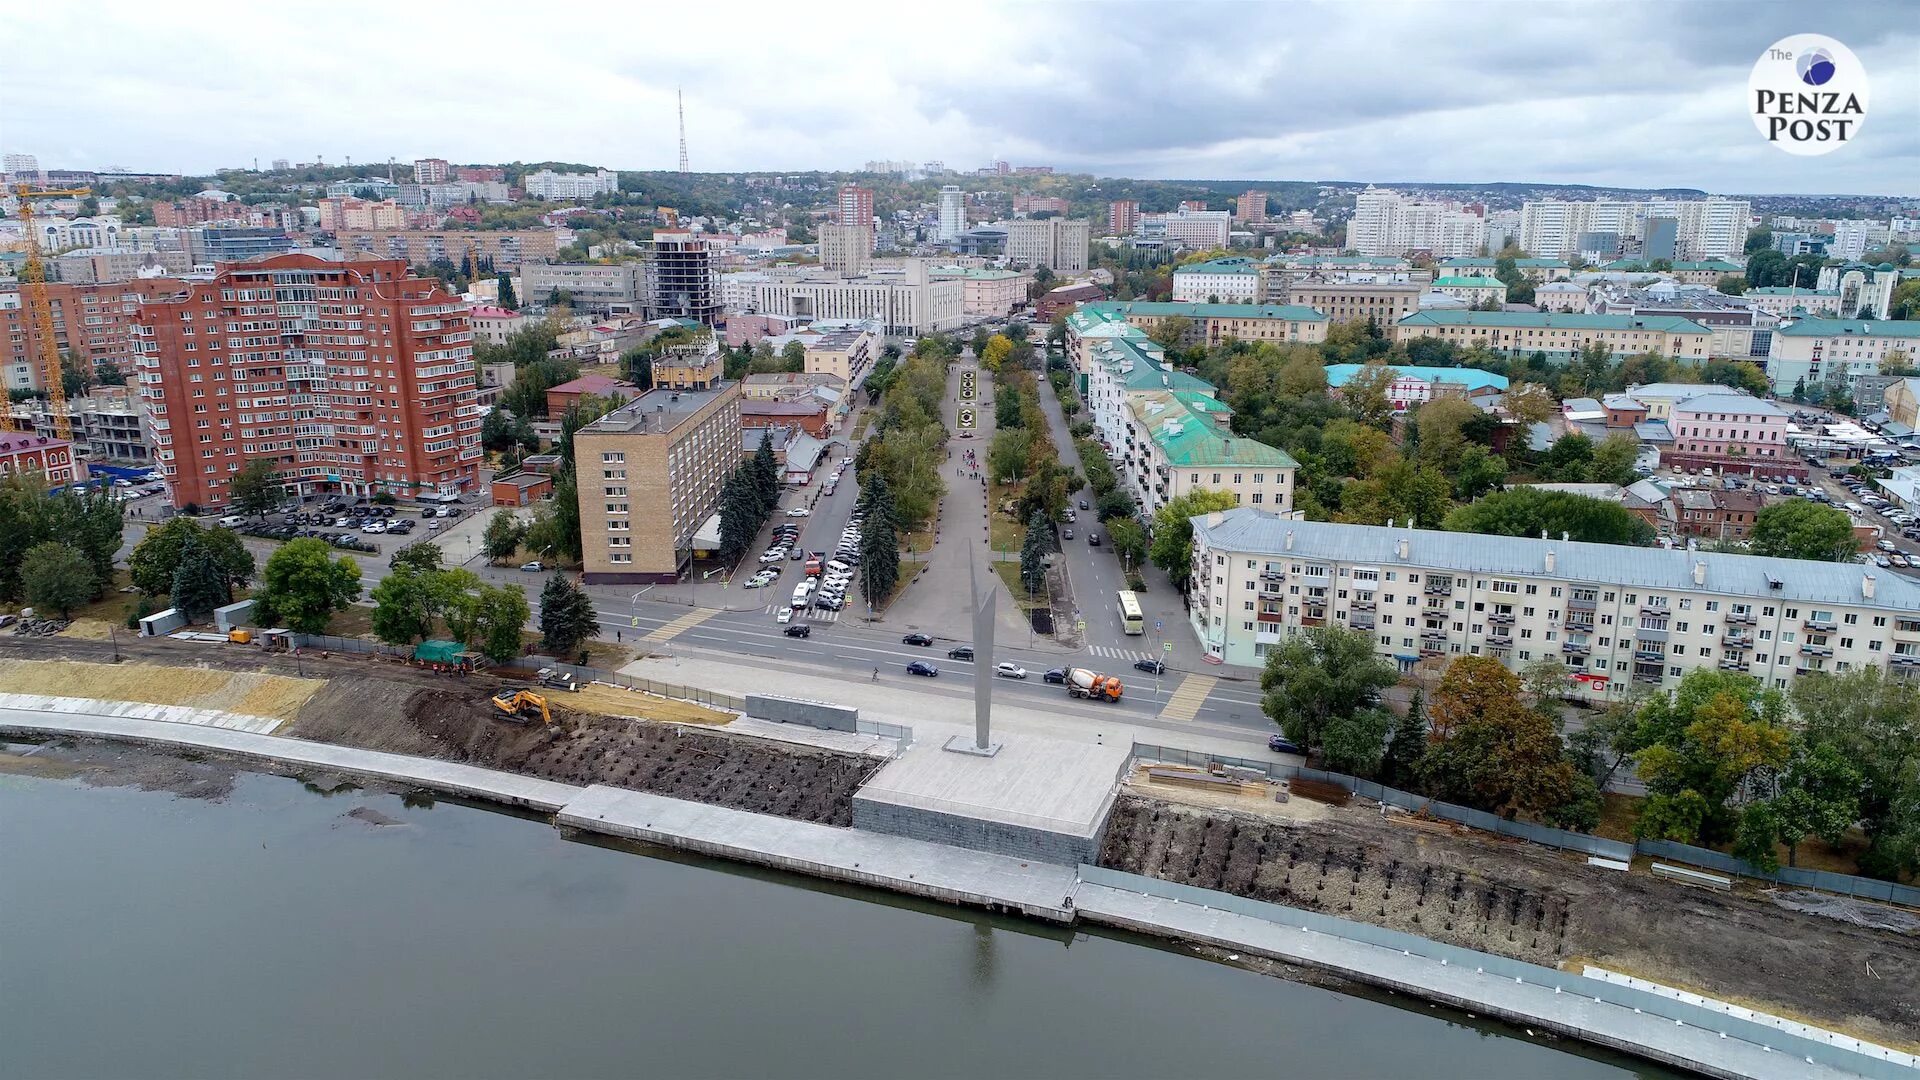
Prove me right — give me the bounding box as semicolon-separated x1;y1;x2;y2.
0;659;324;721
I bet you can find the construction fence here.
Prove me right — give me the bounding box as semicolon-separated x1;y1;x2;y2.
1636;839;1920;908
1131;743;1634;862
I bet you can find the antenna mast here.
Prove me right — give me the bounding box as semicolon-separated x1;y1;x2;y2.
677;87;689;173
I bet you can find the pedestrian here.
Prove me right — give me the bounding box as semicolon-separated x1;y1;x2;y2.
616;629;622;642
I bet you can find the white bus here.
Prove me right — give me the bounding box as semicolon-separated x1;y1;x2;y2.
1117;590;1145;636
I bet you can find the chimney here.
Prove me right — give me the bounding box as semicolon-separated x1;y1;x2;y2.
1285;530;1295;551
1205;510;1225;528
1686;536;1698;552
1396;537;1410;560
1540;529;1549;540
1693;560;1707;586
1545;550;1556;573
1864;573;1877;600
1561;531;1570;542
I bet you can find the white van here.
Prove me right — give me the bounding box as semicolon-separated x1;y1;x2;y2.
791;581;815;608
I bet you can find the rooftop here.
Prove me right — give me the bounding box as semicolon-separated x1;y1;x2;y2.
1088;300;1328;322
1323;363;1509;392
742;398;827;417
1175;257;1260;276
1671;393;1788;418
1776;318;1920;339
580;384;732;436
1192;508;1920;610
1127;390;1297;469
0;432;72;454
1747;287;1841;296
1397;310;1712;334
547;374;639;396
1430;276;1505;287
1440;257;1569;268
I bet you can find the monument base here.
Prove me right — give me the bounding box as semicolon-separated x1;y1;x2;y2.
942;734;1003;758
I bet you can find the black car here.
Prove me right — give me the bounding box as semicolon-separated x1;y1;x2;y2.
784;624;811;638
906;660;939;677
902;632;933;646
1079;499;1089;510
1268;734;1303;755
947;645;974;661
1043;668;1067;685
1133;658;1165;675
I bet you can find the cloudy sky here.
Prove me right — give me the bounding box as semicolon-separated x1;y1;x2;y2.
2;1;1913;194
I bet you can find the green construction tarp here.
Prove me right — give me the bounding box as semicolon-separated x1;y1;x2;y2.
414;640;466;664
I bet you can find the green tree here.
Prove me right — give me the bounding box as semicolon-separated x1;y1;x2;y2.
779;340;807;373
1105;516;1148;574
1539;432;1595;481
258;538;360;634
1715;274;1747;296
857;473;901;605
168;531;231;621
473;584;532;662
228;458;283;518
1749;501;1857;562
1380;689;1428;788
521;473;581;563
1259;626;1399;756
1149;488;1239;591
1790;668;1920;879
388;540;444;576
539;574;599;656
128;519;252;598
1452;444;1508;501
1339;361;1399;429
1419;656;1579;821
482;510;526;564
369;566;443;645
21;542;95;618
1633;671;1791;845
1588;432;1642;487
497;273;518;310
717;468;762;565
1338;459;1451;528
751;430;781;515
1145;315;1192;353
1443;487;1654;546
1019;509;1052;592
1322;707;1394;777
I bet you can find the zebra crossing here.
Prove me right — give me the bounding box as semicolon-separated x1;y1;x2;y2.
760;603;843;623
1085;645;1157;664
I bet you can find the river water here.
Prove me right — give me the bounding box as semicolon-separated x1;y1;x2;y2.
1;741;1678;1079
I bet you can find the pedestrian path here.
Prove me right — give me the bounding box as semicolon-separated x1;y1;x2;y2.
758;603;842;622
1158;673;1216;721
1086;645;1156;663
643;607;719;643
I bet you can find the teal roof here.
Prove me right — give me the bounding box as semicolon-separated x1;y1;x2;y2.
1269;254;1408;267
1175;257;1259;276
1120;360;1212;394
1441;257;1568;269
1397;310;1711;334
1671;260;1742;272
929;266;1024;280
1129;391;1297;469
1430;276;1504;287
1087;300;1328;322
1775;318;1920;339
1324;363;1509;392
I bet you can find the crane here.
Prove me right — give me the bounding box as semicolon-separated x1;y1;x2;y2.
9;183;94;440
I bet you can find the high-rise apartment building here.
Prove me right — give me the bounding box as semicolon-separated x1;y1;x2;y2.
413;158;451;184
1347;188;1486;258
834;183;874;227
1003;218;1092;272
334;229;556;268
133;254;483;509
1;279;182;392
1108;200;1141;236
576;383;743;584
1519;197;1752;261
2;152;42;184
522;168;620;200
1831;219;1891;261
1236;190;1268;224
649;231;721;325
938;185;967;241
817;222;874;275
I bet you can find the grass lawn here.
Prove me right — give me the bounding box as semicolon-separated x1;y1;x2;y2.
988;481;1027;555
51;568;137;624
993;561;1040;609
1593;792;1643;843
324;604;378;639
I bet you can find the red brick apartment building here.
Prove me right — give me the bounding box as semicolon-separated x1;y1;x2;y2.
3;279;183;392
135;254;482;509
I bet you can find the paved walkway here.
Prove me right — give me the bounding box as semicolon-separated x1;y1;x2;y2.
0;693;284;734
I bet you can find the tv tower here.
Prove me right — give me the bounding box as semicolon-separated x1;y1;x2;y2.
677;87;689;173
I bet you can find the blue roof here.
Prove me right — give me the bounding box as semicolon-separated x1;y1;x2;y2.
1323;363;1509;393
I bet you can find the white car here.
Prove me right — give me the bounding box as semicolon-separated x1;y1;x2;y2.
994;662;1028;679
785;507;811;517
362;521;386;534
776;607;793;623
760;549;787;564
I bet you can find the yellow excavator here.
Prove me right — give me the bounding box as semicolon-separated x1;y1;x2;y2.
489;689;554;726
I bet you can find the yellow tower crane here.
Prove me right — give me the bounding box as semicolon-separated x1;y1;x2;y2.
9;183;95;440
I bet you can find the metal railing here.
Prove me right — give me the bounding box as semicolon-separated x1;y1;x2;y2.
1130;743;1634;862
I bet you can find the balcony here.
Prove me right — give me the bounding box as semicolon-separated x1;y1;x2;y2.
1487;611;1515;626
1722;632;1754;649
1799;643;1834;657
1424;581;1454;596
1561;640;1590;657
1634;647;1666;663
1634;625;1668;642
1889;653;1920;667
1420;629;1449;642
1419;648;1445;659
1487;635;1514;649
1718;657;1751;672
1349;615;1376;631
1256;610;1283;624
1726;610;1755;626
1632;667;1665;685
1803;618;1837;634
1568;594;1598;611
1259;568;1284;581
1349;598;1375;612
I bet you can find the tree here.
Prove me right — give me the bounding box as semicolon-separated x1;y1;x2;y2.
1588;432;1641;486
1321;707;1394;777
1338;459;1452;528
1145;315;1192;353
1380;690;1427;788
1419;656;1579;821
369;567;444;645
1790;668;1920;879
1149;488;1239;591
1259;626;1399;756
1749;501;1857;562
482;510;526;565
1019;509;1052;592
128;519;252;598
388;540;444;576
473;584;532;662
1105;516;1148;574
497;273;518;310
980;334;1014;372
1700;359;1771;398
1452;445;1508;501
779;340;807;373
717;468;762;565
1633;671;1790;845
1539;432;1595;481
229;458;283;518
1501;382;1557;430
258;538;360;634
751;430;781;515
1715;274;1747;296
1339;361;1398;429
521;473;581;563
1442;488;1653;546
480;407;516;452
539;574;598;656
858;474;901;605
168;531;231;622
21;542;94;618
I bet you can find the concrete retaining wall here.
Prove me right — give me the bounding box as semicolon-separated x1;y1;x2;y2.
745;694;860;732
851;798;1096;866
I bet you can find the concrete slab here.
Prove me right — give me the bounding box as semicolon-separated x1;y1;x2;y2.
557;784;1078;921
721;715;898;759
0;693;284;734
856;728;1131;840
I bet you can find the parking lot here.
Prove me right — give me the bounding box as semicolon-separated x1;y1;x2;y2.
225;496;480;556
742;458;868;625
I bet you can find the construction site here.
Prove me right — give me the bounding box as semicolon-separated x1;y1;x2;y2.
1098;765;1920;1052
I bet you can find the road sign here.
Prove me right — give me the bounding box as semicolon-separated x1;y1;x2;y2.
1154;619;1163;632
631;616;640;627
1076;619;1086;632
1163;642;1173;653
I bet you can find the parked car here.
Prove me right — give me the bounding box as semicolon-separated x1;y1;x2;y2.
520;561;545;572
1043;667;1067;685
786;507;811;517
902;633;933;646
947;645;974;661
1063;527;1075;540
906;661;939;677
1134;658;1165;675
784;624;811;638
994;662;1027;679
1268;734;1303;755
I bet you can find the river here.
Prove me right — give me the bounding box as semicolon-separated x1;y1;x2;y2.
0;740;1679;1079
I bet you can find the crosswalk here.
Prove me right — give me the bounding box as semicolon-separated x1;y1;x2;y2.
1159;673;1217;722
1086;645;1157;663
643;608;719;643
759;603;844;623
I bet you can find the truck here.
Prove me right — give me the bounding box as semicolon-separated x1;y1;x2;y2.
1064;667;1123;702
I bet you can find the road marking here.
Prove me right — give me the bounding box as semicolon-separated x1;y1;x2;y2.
1159;673;1216;722
642;607;719;643
1087;645;1152;662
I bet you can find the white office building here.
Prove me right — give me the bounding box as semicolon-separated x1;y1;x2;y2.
1188;508;1920;699
938;185;966;241
1138;207;1233;249
1003;218;1091;272
1520;197;1752;261
2;152;42;184
1347;188;1486;258
1832;219;1892;262
523;168;620;201
730;260;963;336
